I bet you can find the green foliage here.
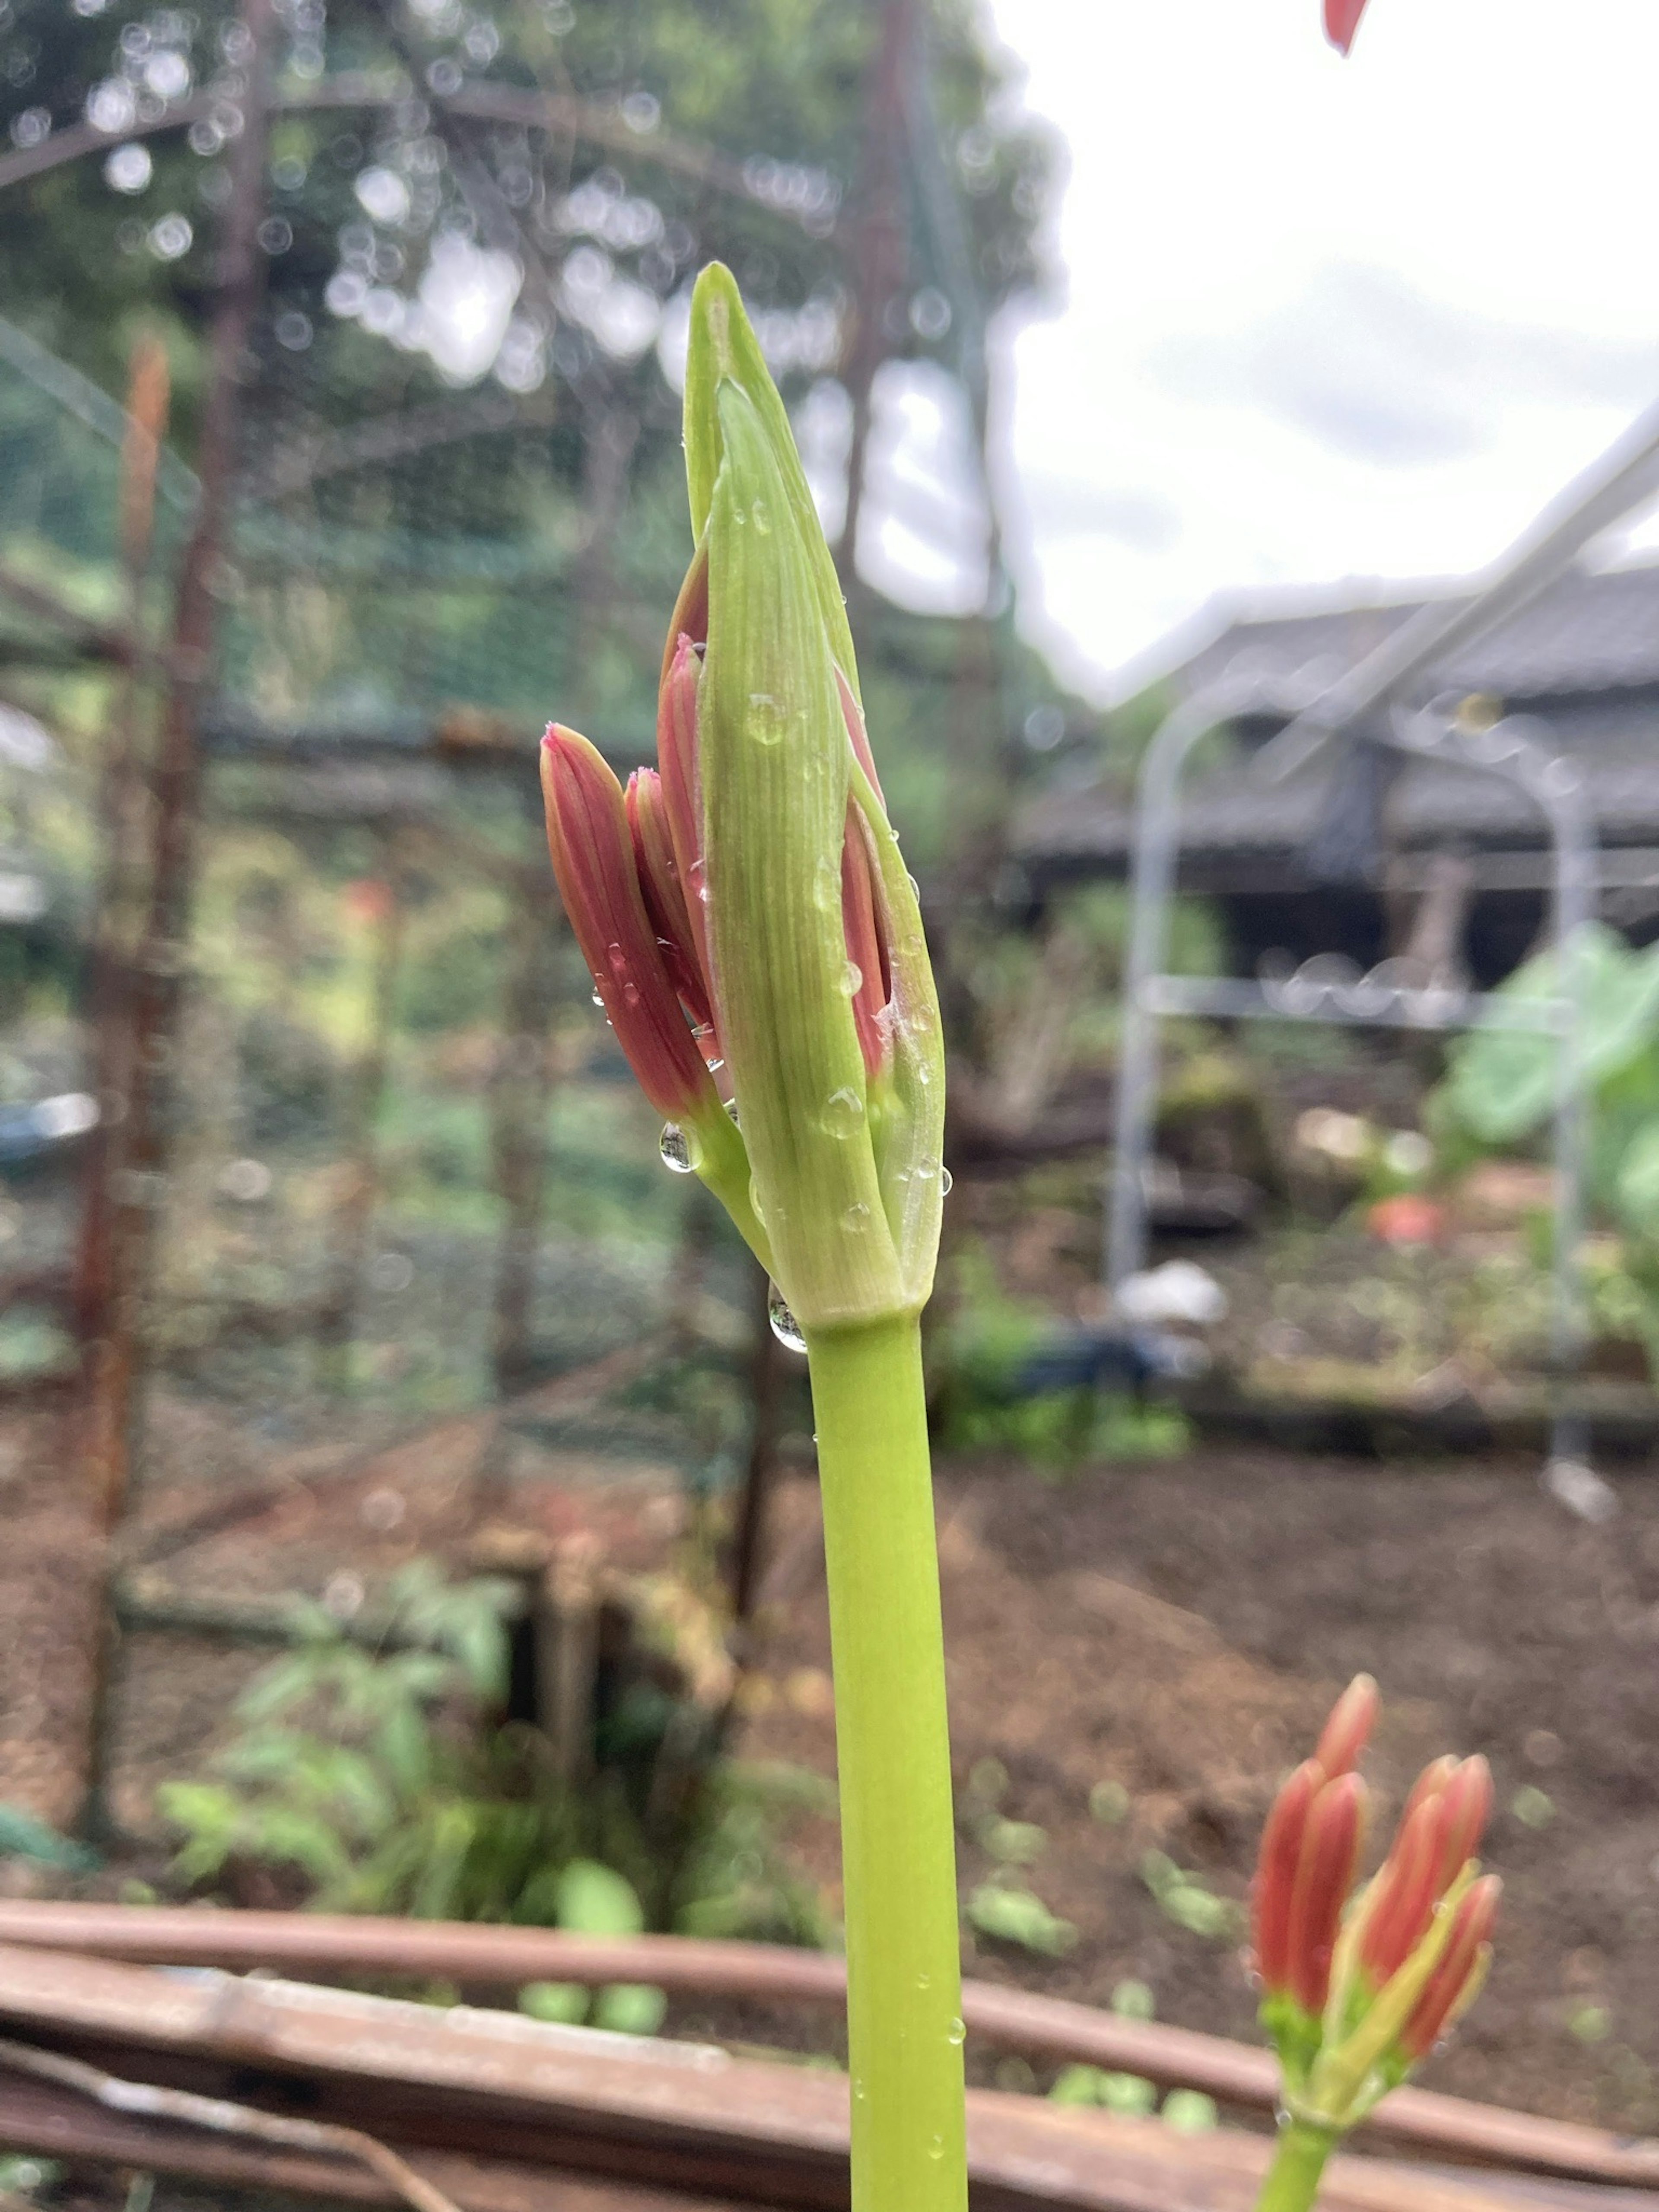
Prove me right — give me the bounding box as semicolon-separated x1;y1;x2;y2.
966;1876;1077;1956
932;1245;1189;1468
1435;926;1659;1372
1138;1850;1244;1942
160;1570;831;1964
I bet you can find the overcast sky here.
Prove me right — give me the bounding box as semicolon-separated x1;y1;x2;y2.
972;0;1659;703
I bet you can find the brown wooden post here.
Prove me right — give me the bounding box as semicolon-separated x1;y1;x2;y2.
78;0;278;1840
75;334;171;1360
836;0;916;587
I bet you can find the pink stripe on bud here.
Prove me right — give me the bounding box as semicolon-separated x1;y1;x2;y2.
1286;1771;1364;2015
1314;1675;1379;1780
1325;0;1369;52
1398;1875;1501;2062
1251;1758;1319;1999
837;668;884;807
658;632;714;992
541;725;715;1122
841;808;893;1084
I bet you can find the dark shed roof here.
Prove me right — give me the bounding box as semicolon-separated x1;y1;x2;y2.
1017;560;1659;885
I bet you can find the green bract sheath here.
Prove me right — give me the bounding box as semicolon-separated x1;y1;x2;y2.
686;265;945;1328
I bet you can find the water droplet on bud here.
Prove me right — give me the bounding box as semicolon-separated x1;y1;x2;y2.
622;982;640;1007
591;989;605;1007
947;2015;966;2047
768;1286;807;1353
843;961;863;997
940;1166;953;1195
751;496;771;534
843;1201;871;1233
659;1123;700;1175
747;691;789;746
821;1086;864;1138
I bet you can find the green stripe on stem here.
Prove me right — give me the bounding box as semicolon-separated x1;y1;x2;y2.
805;1312;966;2212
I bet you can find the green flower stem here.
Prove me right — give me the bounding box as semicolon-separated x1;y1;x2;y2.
804;1311;966;2212
1255;2118;1338;2212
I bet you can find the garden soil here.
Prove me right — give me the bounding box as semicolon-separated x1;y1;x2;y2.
4;1397;1659;2136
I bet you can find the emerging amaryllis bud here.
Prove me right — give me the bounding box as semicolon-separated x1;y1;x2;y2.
1252;1678;1500;2170
1325;0;1370;52
664;263;944;1331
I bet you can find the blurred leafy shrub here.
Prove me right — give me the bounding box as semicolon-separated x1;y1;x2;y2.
159;1561;829;1951
1434;925;1659;1372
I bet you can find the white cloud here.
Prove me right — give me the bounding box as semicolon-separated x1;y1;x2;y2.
983;0;1659;700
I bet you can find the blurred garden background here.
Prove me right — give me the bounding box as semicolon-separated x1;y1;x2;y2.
4;0;1659;2191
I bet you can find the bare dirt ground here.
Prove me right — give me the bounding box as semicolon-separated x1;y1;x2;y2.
733;1453;1659;2134
4;1394;1659;2138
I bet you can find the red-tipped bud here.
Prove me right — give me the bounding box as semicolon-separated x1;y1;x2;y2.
1252;1759;1319;1998
1314;1675;1379;1780
841;808;893;1084
1398;1875;1501;2062
1286;1773;1365;2015
626;767;715;1039
1325;0;1369;53
1437;1758;1492;1889
540;725;716;1122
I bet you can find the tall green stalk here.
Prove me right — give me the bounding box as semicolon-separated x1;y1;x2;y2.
1255;2120;1336;2212
806;1313;966;2212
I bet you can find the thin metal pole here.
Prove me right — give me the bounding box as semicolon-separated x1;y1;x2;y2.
78;0;276;1841
1103;682;1262;1294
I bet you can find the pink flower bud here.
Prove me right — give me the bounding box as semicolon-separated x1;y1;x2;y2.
1286;1772;1365;2015
626;766;715;1040
1325;0;1370;53
1398;1875;1501;2062
1314;1675;1379;1780
540;724;717;1123
1252;1758;1319;1999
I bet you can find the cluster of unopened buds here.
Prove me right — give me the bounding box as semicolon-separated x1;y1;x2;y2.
1252;1676;1500;2154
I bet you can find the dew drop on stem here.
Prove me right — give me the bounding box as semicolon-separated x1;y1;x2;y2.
768;1285;807;1353
659;1123;700;1175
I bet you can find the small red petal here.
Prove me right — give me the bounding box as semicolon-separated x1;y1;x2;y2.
1360;1792;1444;1984
1325;0;1370;53
1437;1757;1493;1888
1314;1675;1379;1780
1286;1773;1363;2015
1252;1760;1319;1997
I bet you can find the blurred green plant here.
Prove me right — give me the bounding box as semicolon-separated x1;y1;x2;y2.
931;1246;1190;1469
158;1561;829;1951
1433;925;1659;1373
